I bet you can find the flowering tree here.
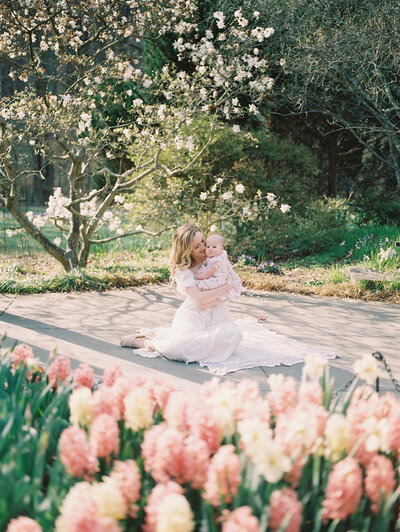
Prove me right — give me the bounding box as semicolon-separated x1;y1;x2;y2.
0;0;279;270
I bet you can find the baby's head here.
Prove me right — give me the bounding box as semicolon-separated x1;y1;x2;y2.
206;233;224;258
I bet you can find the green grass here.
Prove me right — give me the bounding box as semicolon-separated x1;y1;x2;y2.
282;224;400;268
327;264;349;284
0;207;172;256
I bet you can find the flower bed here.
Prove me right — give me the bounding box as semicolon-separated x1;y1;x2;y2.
2;343;400;531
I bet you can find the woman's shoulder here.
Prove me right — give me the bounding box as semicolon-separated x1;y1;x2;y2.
175;268;197;293
175;267;195;280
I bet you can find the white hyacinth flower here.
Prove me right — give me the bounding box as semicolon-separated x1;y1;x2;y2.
353;354;383;385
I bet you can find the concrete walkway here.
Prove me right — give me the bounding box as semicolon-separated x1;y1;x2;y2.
1;286;399;394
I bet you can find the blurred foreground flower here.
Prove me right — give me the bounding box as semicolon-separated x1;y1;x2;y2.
4;340;400;531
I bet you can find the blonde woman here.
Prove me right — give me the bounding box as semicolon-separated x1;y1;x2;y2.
120;224;243;365
121;223;338;374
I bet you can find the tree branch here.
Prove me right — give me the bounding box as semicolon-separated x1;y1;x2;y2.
88;225;175;244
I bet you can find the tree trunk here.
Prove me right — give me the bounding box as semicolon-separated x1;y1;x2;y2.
327;132;338;197
6;195;70;271
66;160;83;268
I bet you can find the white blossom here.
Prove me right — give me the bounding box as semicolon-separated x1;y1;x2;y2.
213;11;225;29
108;218;121;231
280;204;291;213
33;215;47;228
264;27;275;38
232;125;240;133
235;184;245;193
46;188;70;220
222;191;233;200
200;192;207;200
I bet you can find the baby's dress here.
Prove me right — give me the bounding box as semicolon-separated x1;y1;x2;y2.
196;251;244;301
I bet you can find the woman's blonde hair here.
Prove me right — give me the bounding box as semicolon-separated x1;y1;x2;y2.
169;223;202;278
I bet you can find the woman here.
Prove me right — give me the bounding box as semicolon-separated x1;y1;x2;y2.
121;223;337;374
121;224;243;365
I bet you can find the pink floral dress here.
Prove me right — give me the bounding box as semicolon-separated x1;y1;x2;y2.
195;251;244;301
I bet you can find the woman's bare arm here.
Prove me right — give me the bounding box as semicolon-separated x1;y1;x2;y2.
185;280;233;306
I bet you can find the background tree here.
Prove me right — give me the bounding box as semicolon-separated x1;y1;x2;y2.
0;0;279;270
254;0;400;200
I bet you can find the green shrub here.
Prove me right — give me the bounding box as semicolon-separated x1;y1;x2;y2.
353;192;400;226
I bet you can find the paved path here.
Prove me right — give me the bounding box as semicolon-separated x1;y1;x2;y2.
0;286;399;393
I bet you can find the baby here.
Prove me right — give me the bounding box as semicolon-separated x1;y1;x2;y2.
194;233;244;301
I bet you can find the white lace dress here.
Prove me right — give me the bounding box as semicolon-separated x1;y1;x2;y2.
134;268;338;375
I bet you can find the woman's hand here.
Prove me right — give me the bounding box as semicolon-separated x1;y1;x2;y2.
186;274;234;306
204;265;218;276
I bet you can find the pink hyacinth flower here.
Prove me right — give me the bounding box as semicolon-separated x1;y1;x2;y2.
47;355;71;388
73;363;94;389
102;364;123;387
57;483;120;532
6;516;42;532
59;426;98;478
142;423;209;488
268;488;302;532
203;445;242;507
145;375;175;412
298;380;323;405
110;460;142;518
388;403;400;452
11;343;33;373
365;455;396;513
222;506;261;532
90;413;119;458
346;397;378;466
142;424;185;484
111;376;136;417
92;385;121;420
185;399;221;454
143;481;184;532
322;457;363;522
181;434;210;489
266;375;297;417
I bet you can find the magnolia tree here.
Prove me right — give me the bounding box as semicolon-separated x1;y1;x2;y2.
0;0;286;270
